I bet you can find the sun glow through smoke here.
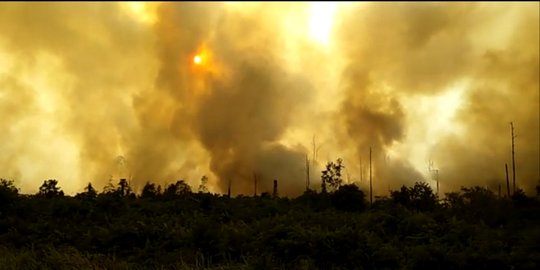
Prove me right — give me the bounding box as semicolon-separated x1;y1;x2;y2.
308;2;338;46
0;2;537;196
124;2;157;24
194;55;202;65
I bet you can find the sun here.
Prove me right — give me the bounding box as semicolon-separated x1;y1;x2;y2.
193;55;202;65
308;2;338;46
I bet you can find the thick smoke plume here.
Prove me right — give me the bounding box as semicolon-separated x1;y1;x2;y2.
0;3;538;196
336;2;539;194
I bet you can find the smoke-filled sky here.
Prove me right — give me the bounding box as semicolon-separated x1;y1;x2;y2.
0;2;538;196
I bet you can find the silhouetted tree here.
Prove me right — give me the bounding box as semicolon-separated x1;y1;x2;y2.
0;178;18;210
409;182;437;211
455;186;510;226
38;179;64;198
321;158;344;193
102;179;115;194
296;188;331;211
0;174;539;269
391;186;411;206
461;186;496;204
391;182;437;211
141;181;160;199
116;179;133;197
442;191;464;209
85;182;97;196
321;178;327;194
198;175;209;193
164;180;192;198
76;182;97;200
511;188;528;206
331;184;366;212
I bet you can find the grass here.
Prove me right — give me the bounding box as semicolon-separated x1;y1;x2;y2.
0;246;253;270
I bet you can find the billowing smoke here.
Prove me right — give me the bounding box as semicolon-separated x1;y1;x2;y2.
152;3;314;195
336;2;539;194
0;3;538;196
0;3;158;192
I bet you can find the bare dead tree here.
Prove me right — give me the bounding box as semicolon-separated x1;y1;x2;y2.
505;163;510;197
227;178;232;198
305;154;310;191
273;179;278;198
369;147;373;204
253;172;258;197
510;122;517;194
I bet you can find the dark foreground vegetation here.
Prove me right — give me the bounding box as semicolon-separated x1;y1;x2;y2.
1;178;540;270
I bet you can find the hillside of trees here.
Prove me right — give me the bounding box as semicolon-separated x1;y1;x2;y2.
1;175;539;269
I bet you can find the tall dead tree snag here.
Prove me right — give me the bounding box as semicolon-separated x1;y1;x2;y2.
305;155;310;191
505;163;510;197
369;147;373;204
227;179;232;198
273;179;278;198
253;172;258;197
510;122;517;194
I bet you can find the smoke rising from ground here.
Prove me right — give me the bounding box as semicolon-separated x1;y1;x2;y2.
335;2;539;194
0;3;537;196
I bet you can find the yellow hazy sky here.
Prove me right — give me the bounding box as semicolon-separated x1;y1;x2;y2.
0;2;538;196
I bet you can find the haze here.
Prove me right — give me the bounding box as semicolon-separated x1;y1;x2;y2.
0;2;538;196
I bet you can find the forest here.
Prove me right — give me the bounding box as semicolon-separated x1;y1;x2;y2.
0;174;539;270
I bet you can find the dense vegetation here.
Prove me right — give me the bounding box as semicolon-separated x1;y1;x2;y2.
1;177;539;270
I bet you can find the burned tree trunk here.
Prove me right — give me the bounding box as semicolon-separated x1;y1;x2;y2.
505;163;510;197
273;179;278;198
369;147;373;204
510;122;517;194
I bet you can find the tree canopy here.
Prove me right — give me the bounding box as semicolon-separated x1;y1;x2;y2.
0;177;538;269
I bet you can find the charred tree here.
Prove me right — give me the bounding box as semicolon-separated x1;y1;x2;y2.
273;179;278;198
227;179;232;198
306;155;310;191
253;172;258;197
510;122;517;194
505;163;510;197
369;147;373;204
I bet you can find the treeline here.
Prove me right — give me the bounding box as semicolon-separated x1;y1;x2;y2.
0;178;540;269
